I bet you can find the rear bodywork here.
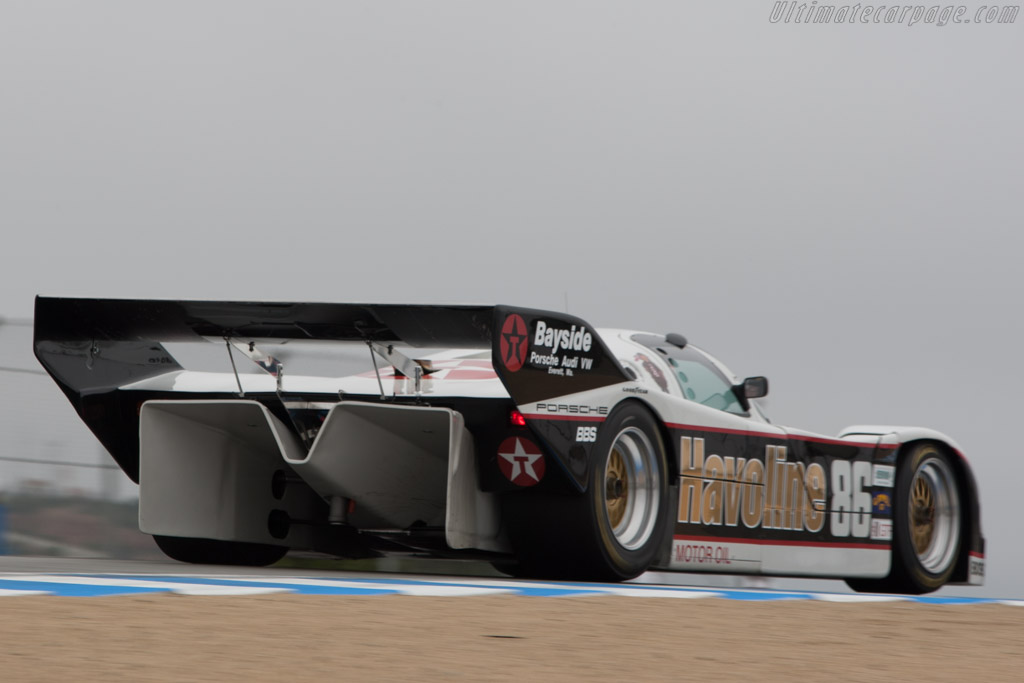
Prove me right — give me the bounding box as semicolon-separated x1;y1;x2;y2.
34;297;984;585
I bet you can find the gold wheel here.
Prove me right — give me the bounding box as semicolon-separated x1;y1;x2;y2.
906;452;961;576
605;447;629;529
601;426;659;551
910;473;935;556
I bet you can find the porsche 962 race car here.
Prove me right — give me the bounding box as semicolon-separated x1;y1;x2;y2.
34;298;984;594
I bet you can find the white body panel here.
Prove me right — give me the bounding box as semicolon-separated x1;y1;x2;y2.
760;544;889;577
139;400;317;547
840;424;964;454
289;403;453;529
121;354;510;400
139;399;507;554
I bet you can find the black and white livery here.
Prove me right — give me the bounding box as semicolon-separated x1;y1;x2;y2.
34;298;984;594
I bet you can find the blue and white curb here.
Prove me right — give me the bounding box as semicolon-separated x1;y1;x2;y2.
0;573;1017;604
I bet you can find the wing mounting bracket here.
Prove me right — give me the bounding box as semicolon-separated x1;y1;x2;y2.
368;342;435;400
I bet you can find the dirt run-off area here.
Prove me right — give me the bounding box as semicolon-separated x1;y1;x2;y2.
1;595;1021;681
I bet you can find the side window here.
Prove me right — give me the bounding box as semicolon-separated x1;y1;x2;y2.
631;335;746;415
666;354;745;415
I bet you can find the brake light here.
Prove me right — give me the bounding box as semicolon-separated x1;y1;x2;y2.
510;409;527;427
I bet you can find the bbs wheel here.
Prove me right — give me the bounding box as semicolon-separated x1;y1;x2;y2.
846;443;962;594
898;444;962;590
592;409;667;575
154;535;288;567
502;402;669;582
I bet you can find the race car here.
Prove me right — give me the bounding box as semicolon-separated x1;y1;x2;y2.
33;298;985;594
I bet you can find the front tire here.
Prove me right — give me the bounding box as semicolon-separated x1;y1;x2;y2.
503;402;669;582
846;443;962;594
154;535;288;567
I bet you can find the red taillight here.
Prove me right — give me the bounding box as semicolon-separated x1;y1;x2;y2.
510;409;527;428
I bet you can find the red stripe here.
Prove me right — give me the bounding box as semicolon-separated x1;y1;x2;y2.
790;434;898;449
664;422;895;449
673;534;890;551
969;551;985;559
522;413;607;423
665;422;748;436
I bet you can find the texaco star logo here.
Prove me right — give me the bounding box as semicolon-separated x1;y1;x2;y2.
499;314;528;372
497;436;545;487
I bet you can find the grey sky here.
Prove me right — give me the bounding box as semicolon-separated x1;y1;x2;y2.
1;3;1021;595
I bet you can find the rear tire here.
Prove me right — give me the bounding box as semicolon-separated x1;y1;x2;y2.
154;535;288;567
845;443;962;594
503;402;669;582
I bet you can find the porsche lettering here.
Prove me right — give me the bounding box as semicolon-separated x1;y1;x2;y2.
529;352;560;366
535;403;609;416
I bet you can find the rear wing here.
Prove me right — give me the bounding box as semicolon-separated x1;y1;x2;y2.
34;297;627;395
34;297;629;479
34;298;496;348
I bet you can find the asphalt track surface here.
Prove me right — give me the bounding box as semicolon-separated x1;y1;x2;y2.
2;557;1022;681
0;555;1017;604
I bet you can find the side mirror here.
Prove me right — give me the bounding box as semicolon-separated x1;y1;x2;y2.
733;376;769;411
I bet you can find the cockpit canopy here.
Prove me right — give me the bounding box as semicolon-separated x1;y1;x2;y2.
630;333;768;416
